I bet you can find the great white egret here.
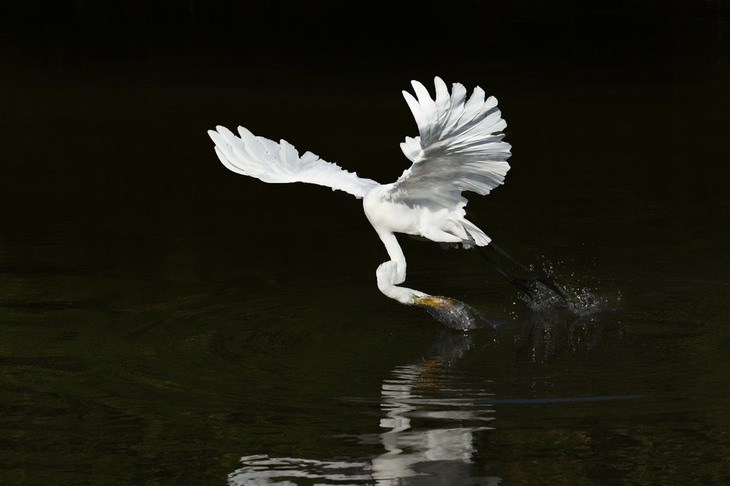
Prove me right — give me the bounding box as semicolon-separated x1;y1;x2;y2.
208;77;511;311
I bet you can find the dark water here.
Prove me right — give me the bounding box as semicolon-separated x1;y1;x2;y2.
3;3;730;484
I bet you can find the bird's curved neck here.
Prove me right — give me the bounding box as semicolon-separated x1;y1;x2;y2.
378;231;406;268
375;232;426;305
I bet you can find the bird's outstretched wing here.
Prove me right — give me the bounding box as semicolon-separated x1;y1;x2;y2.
208;126;378;199
385;77;511;210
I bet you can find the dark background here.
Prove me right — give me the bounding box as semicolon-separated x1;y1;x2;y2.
3;0;728;244
4;0;727;77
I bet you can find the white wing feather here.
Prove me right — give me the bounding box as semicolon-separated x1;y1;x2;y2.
208;126;378;199
387;77;512;210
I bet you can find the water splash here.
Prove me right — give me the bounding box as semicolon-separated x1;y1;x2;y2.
520;258;620;317
417;298;498;331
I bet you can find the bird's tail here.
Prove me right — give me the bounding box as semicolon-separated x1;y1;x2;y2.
462;218;491;247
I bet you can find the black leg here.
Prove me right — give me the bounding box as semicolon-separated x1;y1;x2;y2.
478;244;571;306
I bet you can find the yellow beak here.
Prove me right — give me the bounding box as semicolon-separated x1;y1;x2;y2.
414;295;456;308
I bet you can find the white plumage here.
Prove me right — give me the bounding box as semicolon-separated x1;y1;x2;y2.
208;77;511;307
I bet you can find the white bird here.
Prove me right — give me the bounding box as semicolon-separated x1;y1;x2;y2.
208;77;511;310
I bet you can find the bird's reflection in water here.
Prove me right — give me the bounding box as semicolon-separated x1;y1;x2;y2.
227;331;502;485
227;297;616;484
370;332;501;485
